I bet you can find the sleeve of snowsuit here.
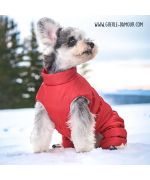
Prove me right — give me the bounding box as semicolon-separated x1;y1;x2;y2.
99;111;127;149
62;135;74;148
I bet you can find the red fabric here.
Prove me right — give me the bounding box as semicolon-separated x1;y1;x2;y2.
36;67;127;149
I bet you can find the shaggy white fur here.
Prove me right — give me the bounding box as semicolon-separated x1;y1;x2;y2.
67;98;96;152
30;102;55;153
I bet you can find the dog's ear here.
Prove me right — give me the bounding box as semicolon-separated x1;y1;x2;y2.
37;17;60;46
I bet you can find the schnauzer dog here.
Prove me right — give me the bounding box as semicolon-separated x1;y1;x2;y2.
30;17;127;153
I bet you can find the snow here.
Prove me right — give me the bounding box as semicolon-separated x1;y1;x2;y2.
0;104;150;165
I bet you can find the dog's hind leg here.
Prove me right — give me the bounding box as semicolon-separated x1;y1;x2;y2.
68;97;96;153
98;111;127;149
30;101;55;153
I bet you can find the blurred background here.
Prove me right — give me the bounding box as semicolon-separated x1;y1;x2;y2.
0;15;150;109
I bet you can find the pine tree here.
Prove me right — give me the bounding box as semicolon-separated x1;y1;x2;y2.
21;22;42;107
78;63;91;79
0;16;23;109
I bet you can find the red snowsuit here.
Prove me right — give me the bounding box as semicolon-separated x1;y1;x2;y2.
36;67;127;149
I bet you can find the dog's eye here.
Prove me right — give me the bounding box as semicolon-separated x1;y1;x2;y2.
68;36;77;47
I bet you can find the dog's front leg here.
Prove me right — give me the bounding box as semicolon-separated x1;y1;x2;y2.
30;101;55;153
68;97;96;153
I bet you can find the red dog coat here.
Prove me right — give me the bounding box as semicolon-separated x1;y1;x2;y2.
36;67;127;149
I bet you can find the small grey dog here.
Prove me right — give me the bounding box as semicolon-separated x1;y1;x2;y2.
30;18;127;153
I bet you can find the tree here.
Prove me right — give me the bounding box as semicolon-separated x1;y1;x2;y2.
21;22;42;107
0;16;24;109
78;63;91;79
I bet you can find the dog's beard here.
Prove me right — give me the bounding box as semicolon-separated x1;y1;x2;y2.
72;40;98;61
75;46;98;63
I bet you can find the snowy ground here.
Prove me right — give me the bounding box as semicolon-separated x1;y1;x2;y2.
0;104;150;165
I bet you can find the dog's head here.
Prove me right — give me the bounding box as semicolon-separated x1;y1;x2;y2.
37;17;97;72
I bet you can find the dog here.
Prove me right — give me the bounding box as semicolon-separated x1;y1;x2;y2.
30;17;127;153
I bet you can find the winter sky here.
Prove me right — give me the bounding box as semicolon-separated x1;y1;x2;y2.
1;0;150;91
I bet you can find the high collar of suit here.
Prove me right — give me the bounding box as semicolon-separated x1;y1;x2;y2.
41;67;77;86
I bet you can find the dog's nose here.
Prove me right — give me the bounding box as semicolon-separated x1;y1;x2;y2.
87;42;95;49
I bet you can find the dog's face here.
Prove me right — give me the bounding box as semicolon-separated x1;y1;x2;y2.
37;18;97;71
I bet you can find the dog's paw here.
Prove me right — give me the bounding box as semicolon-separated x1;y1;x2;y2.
109;143;126;150
75;144;94;153
31;143;50;153
109;146;117;150
52;144;62;149
116;143;126;149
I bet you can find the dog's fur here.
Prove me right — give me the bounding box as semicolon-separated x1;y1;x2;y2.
30;17;123;153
